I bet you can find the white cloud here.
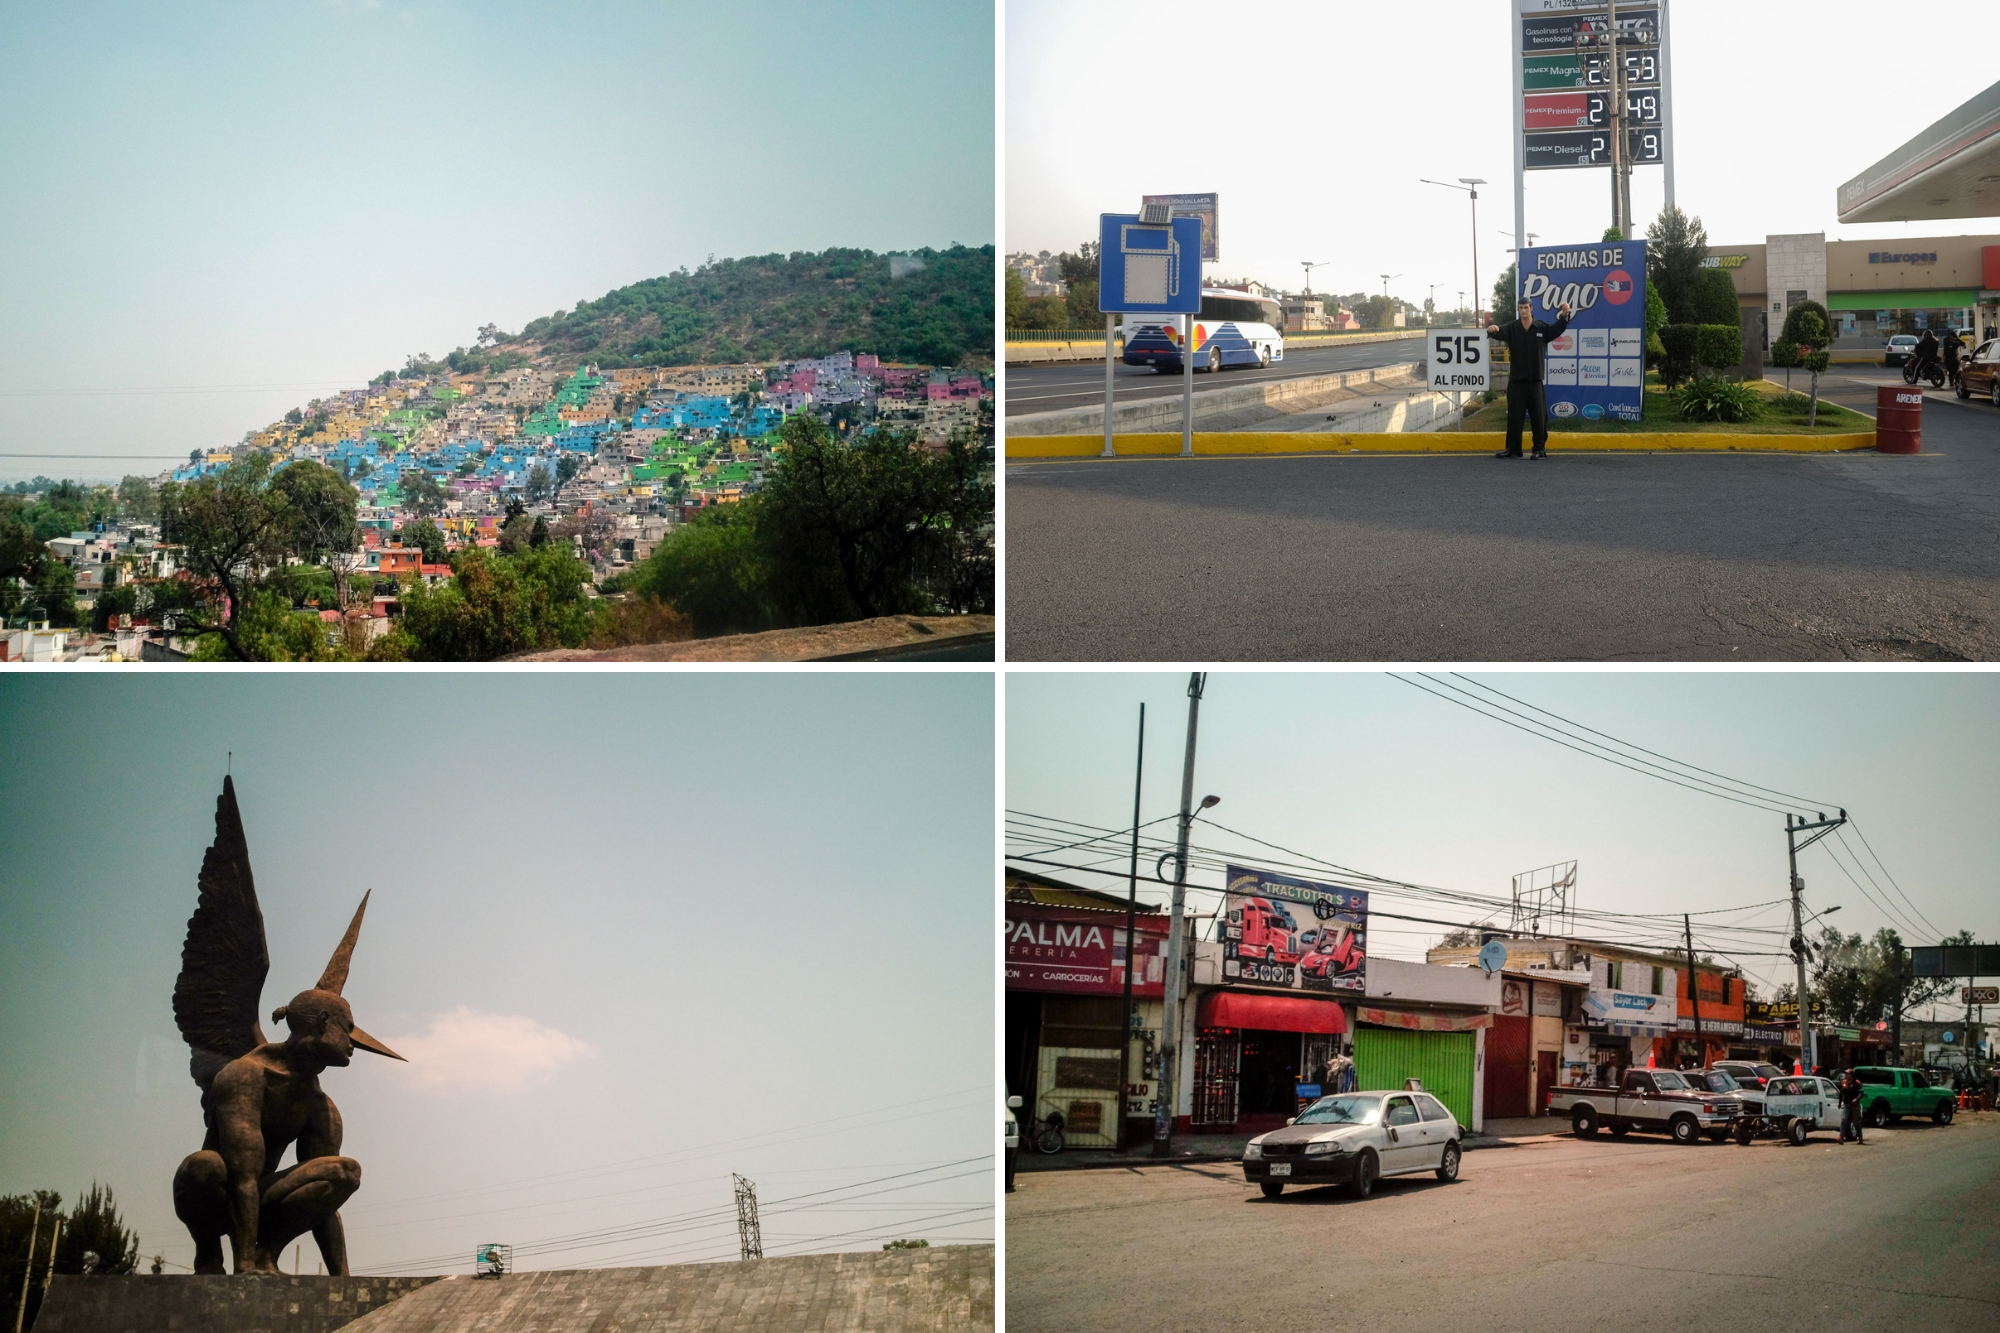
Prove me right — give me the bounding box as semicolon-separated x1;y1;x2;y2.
387;1007;593;1094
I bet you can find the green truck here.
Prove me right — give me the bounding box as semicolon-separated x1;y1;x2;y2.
1852;1066;1956;1128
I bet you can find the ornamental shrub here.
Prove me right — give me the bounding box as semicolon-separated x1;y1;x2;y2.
1658;324;1699;387
1674;375;1762;423
1695;323;1744;372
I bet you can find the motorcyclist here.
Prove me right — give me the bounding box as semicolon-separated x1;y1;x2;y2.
1913;326;1940;378
1941;327;1965;384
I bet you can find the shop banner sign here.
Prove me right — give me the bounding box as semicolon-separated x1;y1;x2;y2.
1742;1023;1790;1044
1005;905;1166;997
1516;240;1647;423
1222;864;1368;994
1531;982;1566;1017
1357;1007;1493;1033
1676;1017;1745;1036
1582;986;1676;1030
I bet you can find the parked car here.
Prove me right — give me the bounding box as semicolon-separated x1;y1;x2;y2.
1852;1065;1956;1128
1955;339;2000;407
1242;1090;1461;1200
1885;334;1920;366
1713;1059;1785;1091
1548;1067;1751;1144
1005;1095;1021;1192
1685;1068;1763;1135
1760;1074;1842;1145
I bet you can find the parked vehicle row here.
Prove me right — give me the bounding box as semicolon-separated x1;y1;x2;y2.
1547;1067;1753;1144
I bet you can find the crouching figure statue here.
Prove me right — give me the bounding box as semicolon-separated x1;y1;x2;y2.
171;777;405;1274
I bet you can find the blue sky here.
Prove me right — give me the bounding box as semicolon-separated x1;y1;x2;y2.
0;672;995;1273
1008;672;2000;1008
0;1;995;482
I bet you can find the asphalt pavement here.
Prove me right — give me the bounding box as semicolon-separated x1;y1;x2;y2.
1003;1111;2000;1332
1004;335;1427;418
1004;378;2000;661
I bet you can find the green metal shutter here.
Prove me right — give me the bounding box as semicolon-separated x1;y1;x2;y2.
1353;1028;1476;1127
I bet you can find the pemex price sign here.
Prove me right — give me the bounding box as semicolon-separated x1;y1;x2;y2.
1428;330;1490;393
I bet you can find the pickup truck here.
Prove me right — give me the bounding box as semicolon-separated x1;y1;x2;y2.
1548;1067;1751;1145
1853;1066;1956;1128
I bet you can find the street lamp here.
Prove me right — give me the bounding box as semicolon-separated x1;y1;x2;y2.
1422;177;1486;322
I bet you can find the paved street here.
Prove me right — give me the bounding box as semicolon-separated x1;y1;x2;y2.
1005;381;2000;661
1005;336;1426;417
1004;1113;2000;1332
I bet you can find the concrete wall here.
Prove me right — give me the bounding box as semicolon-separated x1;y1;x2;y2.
34;1274;442;1333
342;1248;993;1333
1364;957;1503;1008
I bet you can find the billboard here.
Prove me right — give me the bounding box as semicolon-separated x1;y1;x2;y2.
1516;239;1647;423
1005;903;1167;997
1519;0;1666;171
1222;865;1367;994
1140;193;1220;263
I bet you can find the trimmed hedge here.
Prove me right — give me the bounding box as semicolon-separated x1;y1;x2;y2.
1696;323;1743;370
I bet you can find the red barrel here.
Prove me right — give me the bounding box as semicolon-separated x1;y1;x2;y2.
1876;385;1922;453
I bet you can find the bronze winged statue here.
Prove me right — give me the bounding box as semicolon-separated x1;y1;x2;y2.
171;776;405;1275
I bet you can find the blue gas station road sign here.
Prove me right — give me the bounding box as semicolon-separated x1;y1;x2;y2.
1098;213;1203;315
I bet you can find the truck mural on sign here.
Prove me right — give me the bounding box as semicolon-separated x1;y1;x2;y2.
1223;865;1368;994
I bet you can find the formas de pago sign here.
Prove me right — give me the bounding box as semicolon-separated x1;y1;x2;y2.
1517;239;1648;423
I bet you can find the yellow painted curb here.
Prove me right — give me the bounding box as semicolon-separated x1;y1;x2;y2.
1005;430;1878;459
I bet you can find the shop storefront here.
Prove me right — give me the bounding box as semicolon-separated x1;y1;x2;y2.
1354;1010;1484;1129
1735;1021;1794;1066
1490;971;1587;1118
1576;949;1680;1081
1004;895;1168;1150
1708;233;2000;354
1190;990;1351;1134
1669;965;1747;1068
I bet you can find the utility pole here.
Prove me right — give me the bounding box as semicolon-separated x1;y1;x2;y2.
12;1200;38;1333
731;1175;762;1261
1892;940;1905;1064
1607;0;1626;239
1153;673;1208;1158
1116;703;1145;1154
1683;914;1706;1065
37;1221;59;1309
1786;810;1847;1072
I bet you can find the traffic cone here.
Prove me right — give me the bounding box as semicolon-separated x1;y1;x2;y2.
1646;1048;1656;1069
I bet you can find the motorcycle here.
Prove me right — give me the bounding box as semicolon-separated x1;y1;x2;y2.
1903;356;1945;388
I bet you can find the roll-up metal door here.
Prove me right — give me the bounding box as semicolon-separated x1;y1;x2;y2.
1353;1027;1475;1128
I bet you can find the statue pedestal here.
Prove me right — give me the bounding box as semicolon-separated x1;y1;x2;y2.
32;1273;441;1333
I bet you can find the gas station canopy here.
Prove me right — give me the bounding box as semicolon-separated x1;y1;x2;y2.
1838;80;2000;224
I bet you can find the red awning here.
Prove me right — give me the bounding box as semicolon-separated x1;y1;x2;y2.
1197;990;1348;1035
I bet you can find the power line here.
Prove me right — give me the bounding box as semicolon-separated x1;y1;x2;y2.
1846;816;1946;940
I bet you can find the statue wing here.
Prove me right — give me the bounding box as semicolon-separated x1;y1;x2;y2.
173;775;270;1089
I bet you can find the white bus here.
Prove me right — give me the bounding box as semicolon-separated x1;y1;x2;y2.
1123;288;1286;374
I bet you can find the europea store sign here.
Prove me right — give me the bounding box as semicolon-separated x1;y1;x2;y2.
1005;905;1166;998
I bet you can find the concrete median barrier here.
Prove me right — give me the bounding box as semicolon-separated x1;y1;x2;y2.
1008;362;1429;437
1006;429;1878;459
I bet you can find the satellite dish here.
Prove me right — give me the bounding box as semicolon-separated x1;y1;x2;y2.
1477;941;1508;974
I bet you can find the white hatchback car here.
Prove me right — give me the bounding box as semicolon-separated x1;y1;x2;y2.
1761;1075;1843;1144
1242;1090;1462;1199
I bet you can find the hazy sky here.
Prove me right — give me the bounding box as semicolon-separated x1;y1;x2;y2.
0;673;993;1274
1007;672;2000;1009
0;1;995;483
1007;1;1998;308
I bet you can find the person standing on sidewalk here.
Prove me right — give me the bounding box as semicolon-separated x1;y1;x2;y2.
1839;1067;1865;1144
1485;298;1573;460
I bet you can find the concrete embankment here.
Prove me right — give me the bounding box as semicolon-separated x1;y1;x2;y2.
1005;329;1423;365
1007;362;1432;437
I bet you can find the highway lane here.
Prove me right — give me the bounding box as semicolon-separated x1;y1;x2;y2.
1004;334;1427;418
1004;1113;2000;1332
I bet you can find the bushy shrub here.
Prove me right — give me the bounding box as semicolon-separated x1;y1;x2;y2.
1674;375;1762;423
1658;324;1699;387
1695;323;1744;372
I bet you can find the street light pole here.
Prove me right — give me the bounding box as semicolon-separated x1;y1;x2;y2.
1786;810;1848;1073
1116;703;1145;1154
1153;672;1210;1159
1420;179;1485;322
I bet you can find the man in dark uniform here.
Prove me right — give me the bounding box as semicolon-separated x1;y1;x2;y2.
1485;297;1573;459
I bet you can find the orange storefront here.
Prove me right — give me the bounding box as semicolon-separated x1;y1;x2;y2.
1664;966;1746;1067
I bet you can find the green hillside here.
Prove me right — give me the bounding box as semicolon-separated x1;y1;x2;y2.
504;245;993;370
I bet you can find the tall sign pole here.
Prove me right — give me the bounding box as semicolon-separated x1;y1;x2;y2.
1181;312;1194;456
1511;2;1525;314
1607;0;1625;238
1153;672;1206;1158
1659;0;1676;210
1101;312;1116;458
1116;703;1145;1153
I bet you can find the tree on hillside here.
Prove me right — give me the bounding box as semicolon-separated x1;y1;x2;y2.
387;544;596;660
117;475;158;524
399;467;449;518
1645;205;1709;325
550;453;584;509
399;517;448;564
155;456;295;659
0;497;50;619
523;463;553;505
269;460;361;609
